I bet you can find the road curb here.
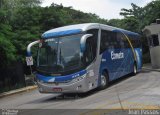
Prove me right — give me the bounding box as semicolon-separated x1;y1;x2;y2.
142;67;160;72
0;85;37;98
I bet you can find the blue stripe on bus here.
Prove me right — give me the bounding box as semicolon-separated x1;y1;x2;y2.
134;48;142;71
42;29;82;39
36;70;86;82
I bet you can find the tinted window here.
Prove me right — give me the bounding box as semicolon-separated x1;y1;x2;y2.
118;33;131;48
87;29;98;59
129;35;141;48
100;30;117;53
37;35;82;75
82;29;98;66
100;30;129;54
100;30;142;54
116;32;125;48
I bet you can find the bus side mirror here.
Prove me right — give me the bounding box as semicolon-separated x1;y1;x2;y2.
80;34;93;52
26;40;40;66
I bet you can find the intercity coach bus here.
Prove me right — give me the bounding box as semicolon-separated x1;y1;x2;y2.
27;23;142;93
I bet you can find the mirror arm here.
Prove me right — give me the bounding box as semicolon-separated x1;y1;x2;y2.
27;40;40;56
80;34;93;52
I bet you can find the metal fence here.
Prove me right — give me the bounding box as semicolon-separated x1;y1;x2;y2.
0;62;26;93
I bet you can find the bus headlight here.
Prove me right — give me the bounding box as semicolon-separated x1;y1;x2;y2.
72;74;86;83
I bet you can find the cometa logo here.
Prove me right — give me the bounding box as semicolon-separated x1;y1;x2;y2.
111;51;124;60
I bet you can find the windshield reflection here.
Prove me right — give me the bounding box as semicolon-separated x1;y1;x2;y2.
37;34;83;75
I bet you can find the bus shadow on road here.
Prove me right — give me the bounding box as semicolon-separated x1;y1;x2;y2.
108;73;134;87
27;88;101;104
105;69;153;90
28;89;100;104
107;70;151;87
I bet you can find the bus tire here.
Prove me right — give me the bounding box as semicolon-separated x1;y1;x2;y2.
99;72;109;90
132;63;137;76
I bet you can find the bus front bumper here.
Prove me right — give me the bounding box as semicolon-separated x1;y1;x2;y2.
37;75;90;93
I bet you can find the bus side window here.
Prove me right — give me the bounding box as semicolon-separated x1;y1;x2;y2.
129;35;141;48
100;30;115;54
100;30;107;53
124;35;130;48
120;33;131;48
116;32;125;48
121;34;133;48
110;32;117;49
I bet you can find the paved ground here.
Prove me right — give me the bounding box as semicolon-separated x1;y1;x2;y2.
0;69;160;114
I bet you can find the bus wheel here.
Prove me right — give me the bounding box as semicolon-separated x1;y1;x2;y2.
99;72;108;90
132;64;137;76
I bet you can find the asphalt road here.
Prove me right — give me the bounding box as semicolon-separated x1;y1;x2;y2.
0;69;160;115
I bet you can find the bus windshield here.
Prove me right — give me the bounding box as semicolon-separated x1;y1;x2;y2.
37;34;83;75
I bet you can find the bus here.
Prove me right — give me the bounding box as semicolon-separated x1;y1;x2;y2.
27;23;142;93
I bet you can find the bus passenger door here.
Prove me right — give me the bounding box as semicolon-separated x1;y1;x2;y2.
83;29;99;89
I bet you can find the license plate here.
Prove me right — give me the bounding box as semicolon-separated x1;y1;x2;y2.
52;88;62;92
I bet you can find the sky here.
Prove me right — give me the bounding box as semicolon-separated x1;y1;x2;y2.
41;0;153;20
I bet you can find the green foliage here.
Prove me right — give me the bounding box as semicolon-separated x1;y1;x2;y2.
117;0;160;32
0;10;16;67
0;0;42;67
143;0;160;24
1;0;160;66
107;19;123;28
0;1;108;67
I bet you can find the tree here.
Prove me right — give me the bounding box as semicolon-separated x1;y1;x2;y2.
0;0;43;67
2;0;42;8
119;1;160;32
107;19;123;28
120;3;145;32
120;3;143;18
0;0;3;8
0;10;16;67
143;0;160;24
